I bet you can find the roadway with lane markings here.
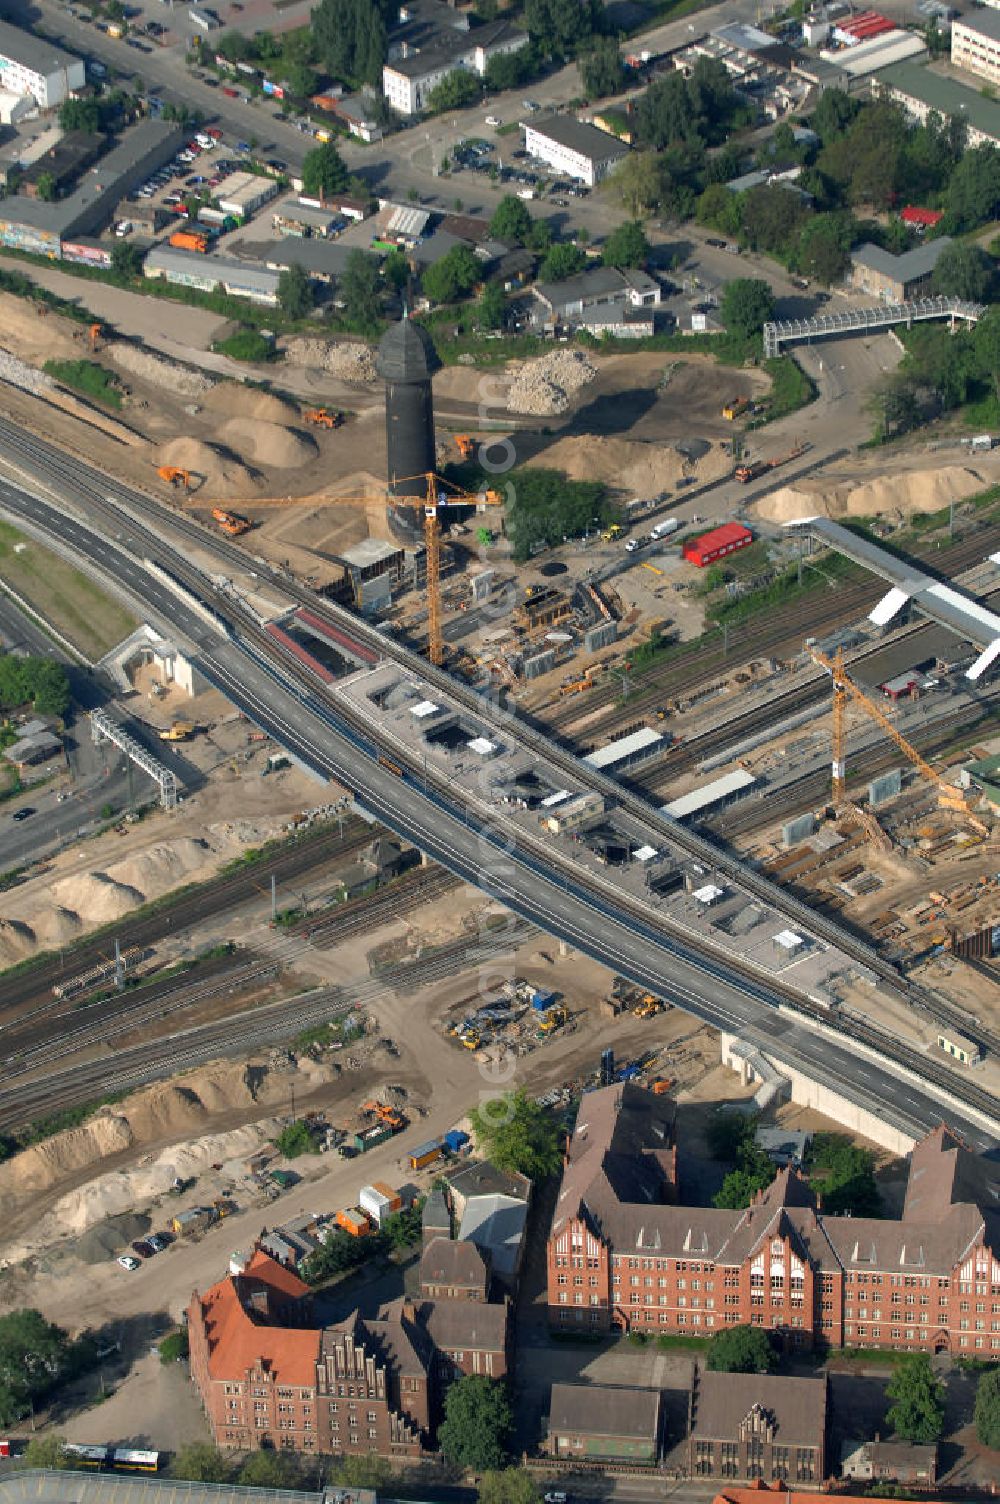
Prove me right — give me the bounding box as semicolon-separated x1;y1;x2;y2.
0;436;995;1151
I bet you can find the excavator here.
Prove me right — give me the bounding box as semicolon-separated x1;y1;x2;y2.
303;408;342;429
159;721;195;742
361;1100;407;1132
212;508;252;537
454;434;475;460
157;466;193;490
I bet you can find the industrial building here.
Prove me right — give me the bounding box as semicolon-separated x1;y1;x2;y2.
214;170;279;220
662;769;758;821
545;1383;662;1463
531;266;661;332
0;20;85;109
682;522;753;568
583;727;666;774
522;115;629;187
381;19;529;115
849;238;952;301
143;244;280;304
0;119;186;255
951;9;1000;88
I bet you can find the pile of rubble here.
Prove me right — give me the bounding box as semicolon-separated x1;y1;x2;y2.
506;349;596;416
109;344;216;396
0;347;53;394
283;338;378;384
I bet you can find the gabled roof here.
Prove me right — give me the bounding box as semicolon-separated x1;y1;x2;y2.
416;1297;509;1353
366;1299;434;1376
445;1158;531;1203
196;1262;319;1387
549;1382;660;1440
420;1235;490;1289
244;1246;310;1299
552;1082;677;1239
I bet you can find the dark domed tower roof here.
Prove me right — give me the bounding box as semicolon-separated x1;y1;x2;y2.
376;315;439;383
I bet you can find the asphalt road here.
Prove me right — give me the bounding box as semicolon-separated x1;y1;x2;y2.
0;458;994;1155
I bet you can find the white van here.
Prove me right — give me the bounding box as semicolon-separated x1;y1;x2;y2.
650;518;679;540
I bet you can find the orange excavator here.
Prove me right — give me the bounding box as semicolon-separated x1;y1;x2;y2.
303;408;342;429
89;322;102;351
361;1100;407;1132
455;434;475;460
212;507;251;537
157;466;193;490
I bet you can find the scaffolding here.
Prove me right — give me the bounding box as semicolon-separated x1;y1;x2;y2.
91;708;179;811
763;296;984;358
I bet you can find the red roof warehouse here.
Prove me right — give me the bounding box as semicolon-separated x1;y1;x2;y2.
682;522;753;568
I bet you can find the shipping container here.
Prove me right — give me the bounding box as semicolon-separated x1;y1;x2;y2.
359;1185;396;1224
444;1128;470;1154
336;1207;370;1236
408;1139;443;1170
682;522;753;568
169;230;209;253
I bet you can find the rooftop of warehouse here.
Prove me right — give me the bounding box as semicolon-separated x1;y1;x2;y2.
523;113;630;162
0;119;184;232
851;235;952;280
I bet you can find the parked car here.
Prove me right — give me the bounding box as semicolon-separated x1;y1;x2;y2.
485;115;501;127
117;1254;140;1270
131;1239;154;1258
12;808;34;821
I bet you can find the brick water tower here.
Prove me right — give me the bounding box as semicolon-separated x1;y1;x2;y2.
377;313;440;543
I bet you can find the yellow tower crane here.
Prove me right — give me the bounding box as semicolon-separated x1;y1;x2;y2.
807;646;989;834
183;472;502;667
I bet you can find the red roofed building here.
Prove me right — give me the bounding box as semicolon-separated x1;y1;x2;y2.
901;206;944;229
712;1489;948;1504
838;10;895;41
682;522;753;568
187;1247;429;1456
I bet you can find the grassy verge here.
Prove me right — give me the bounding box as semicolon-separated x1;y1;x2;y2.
754;354;817;424
0;520;137;659
706;552;864;630
43;358;123;409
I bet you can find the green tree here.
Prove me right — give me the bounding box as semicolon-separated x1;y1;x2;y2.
932;240;992;301
740;182;807;254
426;70;481;113
483;46;535;92
276;1119;318;1157
277;262;314;319
637;57;738;151
526;0;599;59
335;1454;392;1489
58;97;102;133
505;466;608;560
312;0;388;85
216;29;255;63
301;140;348;199
19;1436;70;1470
158;1329;189;1364
580;37;623;99
707;1324;775;1374
721;277;775;338
169;1444;232;1484
477;281;506;330
696;182;742;236
944;143;1000;232
469;1088;562;1179
422;244;481;304
706;1111;758;1160
974;305;1000;400
35;172;57;203
540;241;586;281
885;1355;946;1444
868;371;922;441
808;1133;881;1217
110;240;143;280
795;212;856;284
0;1310;75;1426
382;247;410;293
339;249;383;332
438;1375;512;1470
811;87;858;144
489;195;533;244
974;1367;1000;1449
216;329;273;363
714;1162;774;1209
238;1452;302;1488
613;152;665;219
601;220;650;269
479;1468;540;1504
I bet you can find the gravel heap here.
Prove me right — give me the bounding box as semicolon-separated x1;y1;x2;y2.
109;344;216;396
506;349;596;416
0;347;52;394
74;1211;151;1265
283;338;377;384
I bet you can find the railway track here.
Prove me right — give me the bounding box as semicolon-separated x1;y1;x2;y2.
295;864;461;947
0;817;372;1029
542;524;1000;739
2;425;997;1131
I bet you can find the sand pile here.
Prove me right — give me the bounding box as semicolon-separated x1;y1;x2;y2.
107;838;211;896
34;908;84;947
760;464;988;524
282;338;377;384
1;1113;136;1200
0;918;36;966
529;433;729;493
50;871;145;924
220;417;318;469
109;345;215;397
202;386;299;424
156;437;259;493
506;349;596;415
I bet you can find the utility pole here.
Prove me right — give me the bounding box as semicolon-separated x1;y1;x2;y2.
271;873;277;924
114;938;124;991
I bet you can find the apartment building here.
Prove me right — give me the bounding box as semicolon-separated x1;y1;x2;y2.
546;1084;1000;1357
381;20;528;116
952;10;1000;87
522;116;629;187
0;20;84;109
